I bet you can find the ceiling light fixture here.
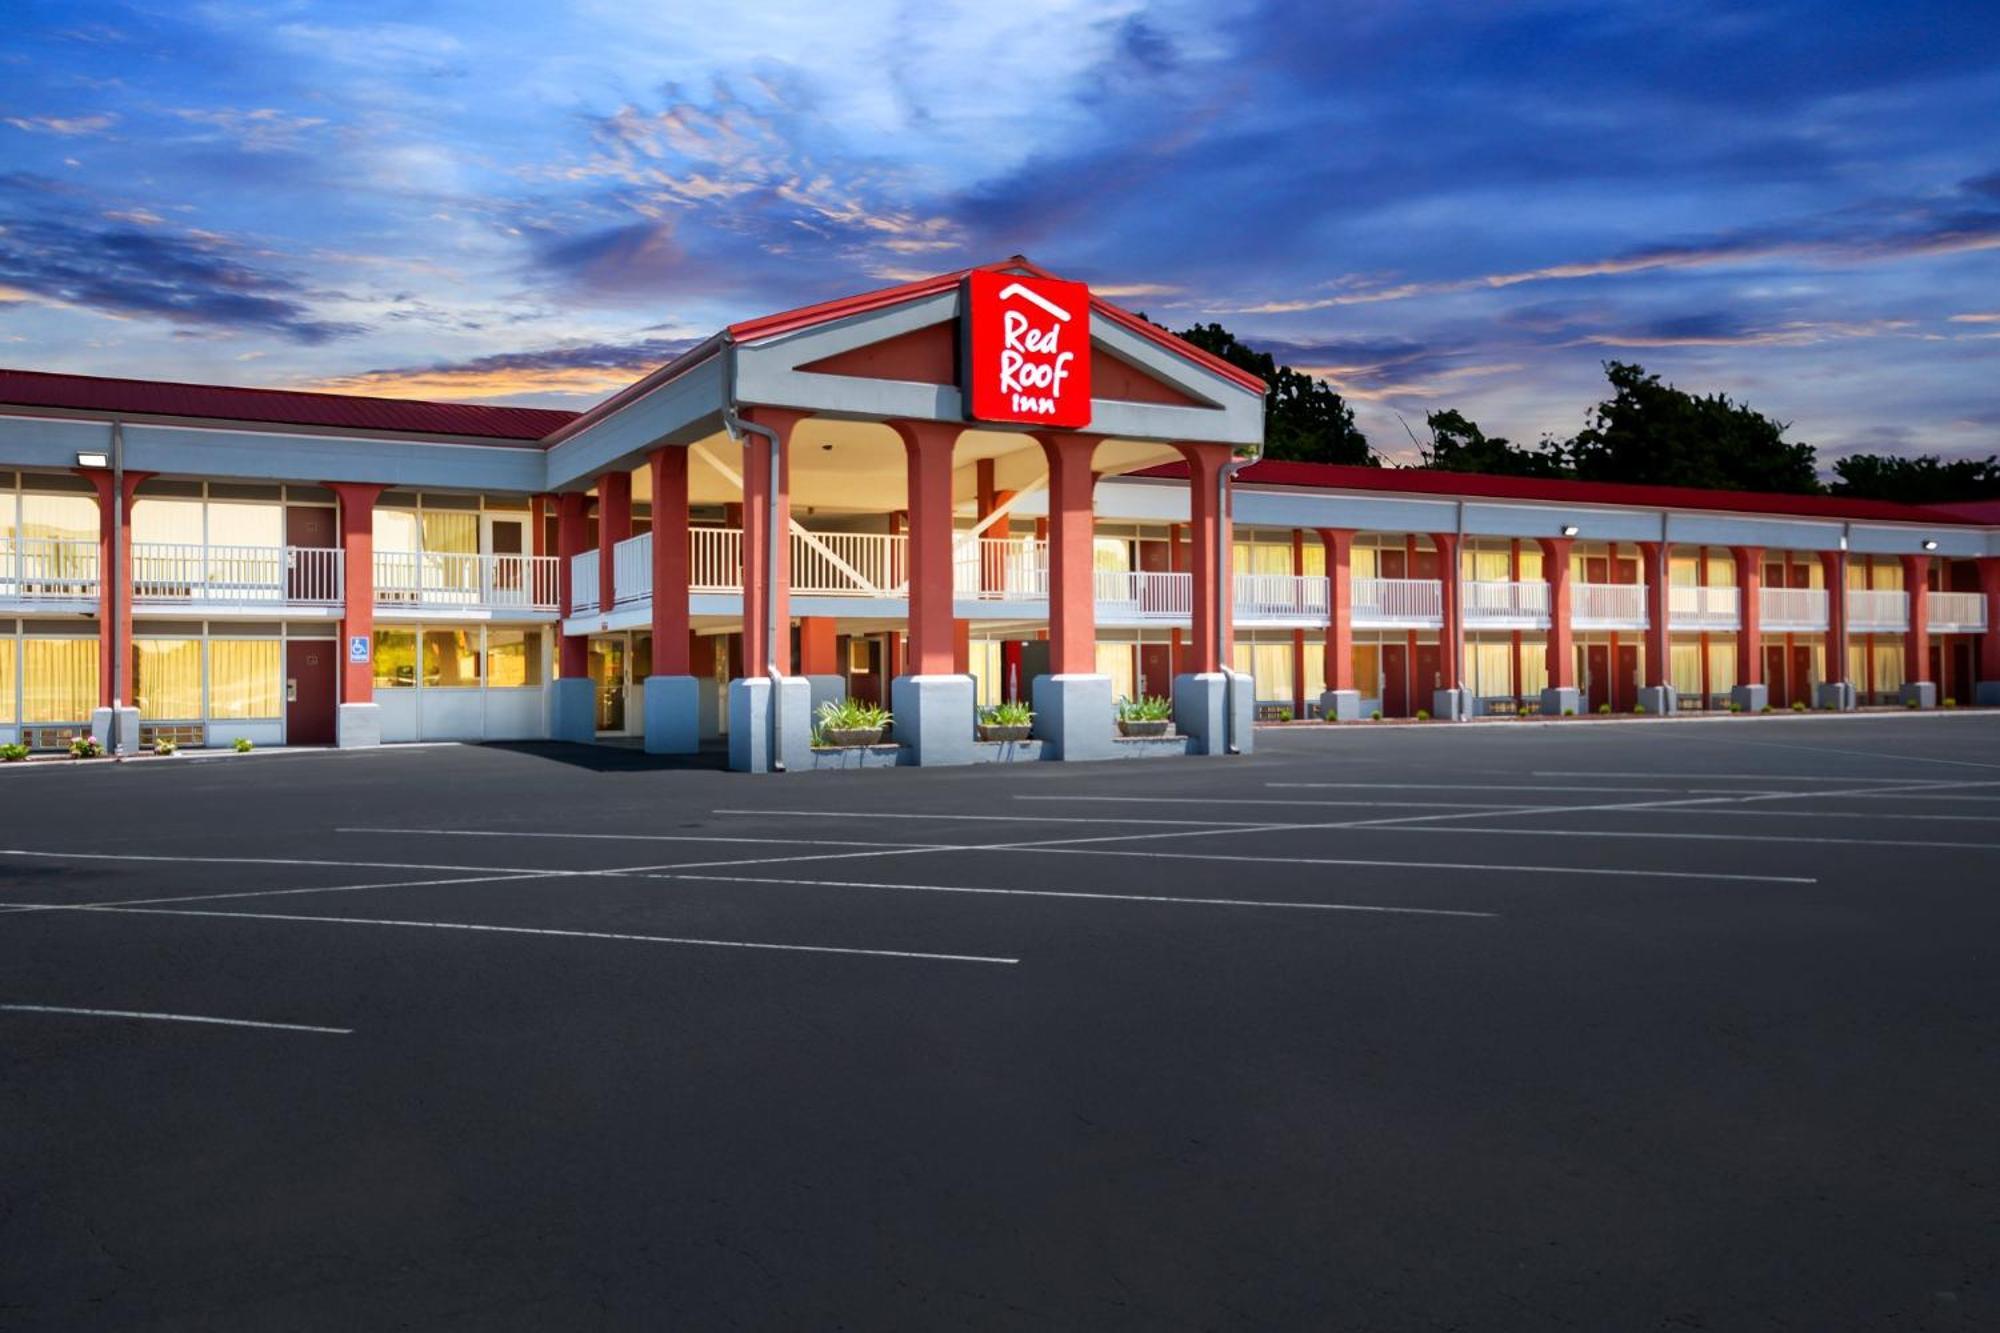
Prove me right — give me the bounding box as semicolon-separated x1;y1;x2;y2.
75;451;109;468
1560;524;1579;537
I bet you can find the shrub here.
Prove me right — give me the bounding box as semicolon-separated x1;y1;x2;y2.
1115;695;1173;723
0;743;29;762
1943;697;1957;709
1760;704;1774;714
1634;702;1647;715
1598;703;1612;715
69;735;105;759
817;697;891;732
979;700;1032;727
232;737;255;753
1414;708;1431;722
1728;701;1743;713
1562;708;1576;717
152;738;179;756
1370;709;1383;721
1275;707;1294;723
1905;698;1920;710
1791;701;1806;712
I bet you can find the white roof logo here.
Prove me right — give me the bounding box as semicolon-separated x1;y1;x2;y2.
996;281;1072;322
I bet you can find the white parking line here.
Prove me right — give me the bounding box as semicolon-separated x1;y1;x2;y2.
1022;793;2000;823
1023;795;1523;810
0;871;574;915
712;808;1282;828
0;849;577;876
986;845;1815;884
1;1003;351;1035
1268;782;1689;794
1533;771;2000;783
337;827;946;850
1356;824;2000;852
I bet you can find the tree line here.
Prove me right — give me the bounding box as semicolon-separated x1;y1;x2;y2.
1171;321;2000;505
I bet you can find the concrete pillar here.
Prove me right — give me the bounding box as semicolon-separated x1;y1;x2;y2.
1903;553;1935;707
81;467;152;753
551;490;594;742
597;469;631;614
1634;540;1676;715
730;406;810;772
1430;530;1466;718
1028;431;1113;760
643;446;698;754
1538;536;1578;714
323;482;386;747
1316;528;1359;720
1176;442;1248;755
1731;545;1767;710
1818;550;1856;710
1976;557;2000;705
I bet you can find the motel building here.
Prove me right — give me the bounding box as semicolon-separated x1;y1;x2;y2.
2;257;1999;772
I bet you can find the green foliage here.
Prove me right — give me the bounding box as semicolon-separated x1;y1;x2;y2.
1567;362;1819;493
1173;323;1375;466
1633;704;1645;714
0;743;29;762
1562;708;1577;717
1906;698;1920;710
1598;702;1612;714
1728;700;1744;713
1943;697;1958;709
1414;708;1431;721
1115;695;1173;722
1370;709;1384;721
1422;409;1568;478
1791;701;1807;712
979;700;1033;727
152;738;179;756
1830;453;2000;504
69;735;105;759
817;698;891;731
232;737;255;753
1275;707;1293;722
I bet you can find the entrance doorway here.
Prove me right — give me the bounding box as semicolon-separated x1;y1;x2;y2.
285;639;335;745
484;513;529;604
588;634;633;736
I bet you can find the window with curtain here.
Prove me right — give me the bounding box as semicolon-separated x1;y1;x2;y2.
0;638;15;723
1669;553;1701;587
1670;642;1704;697
1870;560;1904;591
1300;543;1325;577
487;629;544;688
1871;641;1905;695
209;640;282;718
1302;642;1325;696
207;503;282;548
1092;537;1131;573
1519;641;1548;695
132;499;204;545
374;629;417;688
19;492;97;543
1098;642;1137;699
423;629;481;686
1247;642;1290;701
373;509;421;553
1705;551;1734;586
967;640;1002;707
1708;639;1738;694
1848;644;1868;692
420;511;478;555
1352;643;1382;694
134;639;202;719
1470;640;1512;697
22;638;98;722
1465;547;1511;582
1351;545;1379;580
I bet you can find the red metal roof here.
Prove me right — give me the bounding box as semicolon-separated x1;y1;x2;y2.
0;368;578;443
727;256;1270;396
1138;458;1994;527
1927;498;2000;523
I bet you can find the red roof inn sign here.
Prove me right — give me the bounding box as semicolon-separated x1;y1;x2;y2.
963;270;1093;428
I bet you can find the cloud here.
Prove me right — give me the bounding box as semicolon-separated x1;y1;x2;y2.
3;112;116;136
303;336;701;401
169;107;329;152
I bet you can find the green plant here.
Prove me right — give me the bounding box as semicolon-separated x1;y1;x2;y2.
1370;709;1383;721
0;743;29;762
152;738;179;756
69;735;105;759
1275;706;1293;722
979;700;1033;727
1943;697;1957;709
1414;708;1431;721
1791;700;1806;712
1562;707;1576;717
817;697;891;732
1598;703;1612;715
1905;698;1920;710
1115;695;1173;723
232;737;255;753
1760;704;1773;713
1728;700;1743;713
1634;702;1646;715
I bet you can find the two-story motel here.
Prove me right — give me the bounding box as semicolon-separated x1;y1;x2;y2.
2;258;1997;772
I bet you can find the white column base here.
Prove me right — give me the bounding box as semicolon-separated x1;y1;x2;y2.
891;674;976;766
1901;681;1937;710
642;675;701;755
1731;683;1770;712
90;707;141;755
1174;671;1255;755
1031;673;1116;761
728;676;812;773
1541;686;1581;716
1430;687;1470;721
806;674;846;721
551;677;596;743
1637;685;1678;716
1816;681;1857;711
335;702;382;749
1319;689;1362;722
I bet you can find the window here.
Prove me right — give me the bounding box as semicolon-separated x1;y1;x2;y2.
1302;642;1325;696
210;640;282;718
373;509;421;553
487;628;543;688
207;502;282;548
1519;641;1548;696
1705;551;1734;586
1670;642;1704;697
1299;543;1325;577
1669;554;1701;587
1470;640;1512;697
1092;537;1130;573
1518;547;1543;582
22;638;97;722
967;640;1002;707
423;629;481;686
1708;639;1738;695
1352;643;1381;694
1244;641;1292;702
1350;545;1379;580
1871;641;1905;696
374;629;417;688
1465;547;1511;582
1098;642;1136;699
134;639;202;719
0;639;14;724
421;510;478;555
19;491;96;542
132;498;204;545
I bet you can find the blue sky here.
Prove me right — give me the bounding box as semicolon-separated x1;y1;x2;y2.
2;0;1996;465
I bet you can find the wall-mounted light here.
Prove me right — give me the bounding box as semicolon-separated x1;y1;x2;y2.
1921;539;1938;551
1560;524;1579;537
1838;536;1849;551
75;451;109;468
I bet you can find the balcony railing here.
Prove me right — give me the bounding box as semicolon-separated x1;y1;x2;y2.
1927;591;1988;632
0;537;100;601
1351;576;1443;626
1095;569;1193;620
1758;586;1829;632
1669;584;1740;629
568;550;599;614
792;530;907;597
691;527;744;593
1463;579;1551;625
132;542;342;606
1848;588;1908;632
954;537;1048;601
614;532;652;606
1572;582;1647;628
378;551;561;612
1235;573;1329;620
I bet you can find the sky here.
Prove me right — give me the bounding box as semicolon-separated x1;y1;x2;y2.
2;0;1997;467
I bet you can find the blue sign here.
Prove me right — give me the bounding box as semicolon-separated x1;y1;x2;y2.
348;634;370;665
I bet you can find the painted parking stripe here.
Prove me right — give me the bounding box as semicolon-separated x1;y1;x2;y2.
1023;793;2000;823
1267;782;1689;794
1533;771;2000;783
0;849;578;876
1354;824;2000;852
0;871;575;916
986;844;1816;884
338;827;948;849
1;1004;350;1035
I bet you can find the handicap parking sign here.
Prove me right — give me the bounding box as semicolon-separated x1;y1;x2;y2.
348;634;370;665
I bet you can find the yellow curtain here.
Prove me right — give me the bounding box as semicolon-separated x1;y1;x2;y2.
1708;639;1738;693
209;640;282;718
134;639;203;719
1302;642;1325;693
373;509;421;552
206;503;282;547
0;638;14;724
1099;642;1137;698
1092;537;1130;573
1670;642;1704;696
19;493;97;543
1519;641;1549;695
1471;641;1512;696
1872;641;1905;694
1352;643;1381;693
420;511;479;555
22;638;98;722
131;499;204;545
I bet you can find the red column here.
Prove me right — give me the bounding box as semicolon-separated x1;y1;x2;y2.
1289;529;1307;714
1821;550;1848;688
1540;537;1575;689
740;407;805;677
82;468;154;708
891;419;962;676
1430;531;1460;691
1180;442;1235;674
1637;541;1669;687
597;470;631;614
1318;529;1356;691
1733;545;1765;685
1977;557;2000;685
326;482;385;705
799;617;839;676
649;447;690;676
1904;554;1932;684
1168;523;1188;677
1036;432;1100;675
555;491;589;678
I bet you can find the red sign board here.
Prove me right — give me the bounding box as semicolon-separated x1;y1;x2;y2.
963;270;1093;428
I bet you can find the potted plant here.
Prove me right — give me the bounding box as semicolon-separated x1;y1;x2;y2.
1115;695;1174;738
977;700;1033;742
816;697;891;747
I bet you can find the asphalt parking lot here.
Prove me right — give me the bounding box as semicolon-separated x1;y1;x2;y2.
4;714;1998;1330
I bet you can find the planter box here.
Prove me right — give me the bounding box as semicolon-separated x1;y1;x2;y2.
1116;719;1172;738
821;727;885;747
978;723;1033;742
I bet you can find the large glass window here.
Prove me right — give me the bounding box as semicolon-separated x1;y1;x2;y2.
1098;642;1137;699
374;629;417;688
209;640;282;718
1244;642;1291;701
1352;643;1382;694
967;640;1002;707
134;639;203;719
19;492;97;544
1302;642;1325;696
1092;537;1130;574
1519;641;1548;696
132;498;205;545
1670;642;1704;697
423;629;481;686
207;503;282;548
421;511;478;555
1708;639;1738;694
1470;640;1512;697
1518;547;1543;581
22;637;97;722
0;639;14;724
1871;641;1905;695
1351;545;1379;580
487;628;544;688
373;509;421;553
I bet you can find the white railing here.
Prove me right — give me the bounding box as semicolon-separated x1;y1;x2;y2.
1095;568;1193;620
1350;576;1443;625
1758;586;1828;631
0;537;101;601
131;542;342;606
1848;588;1908;632
1669;584;1740;629
569;550;599;614
791;530;907;597
376;551;561;612
953;537;1048;601
1928;591;1987;632
1463;579;1551;624
1572;582;1647;627
614;532;651;606
1235;573;1329;621
690;527;743;593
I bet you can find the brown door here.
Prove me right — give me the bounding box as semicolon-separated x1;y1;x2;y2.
1790;645;1813;706
1615;643;1639;711
1414;642;1441;712
285;507;336;602
1381;642;1409;717
1765;645;1789;708
1138;644;1172;697
285;640;336;746
1586;644;1610;711
489;517;525;594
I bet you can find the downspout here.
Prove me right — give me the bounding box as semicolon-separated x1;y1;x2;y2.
721;339;786;771
1453;498;1465;720
1217;437;1260;754
110;419;126;761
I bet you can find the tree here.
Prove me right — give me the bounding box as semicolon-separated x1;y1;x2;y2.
1421;409;1570;478
1174;322;1376;466
1565;362;1820;494
1829;453;2000;505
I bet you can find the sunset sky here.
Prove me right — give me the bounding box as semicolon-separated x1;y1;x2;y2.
2;0;1996;465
